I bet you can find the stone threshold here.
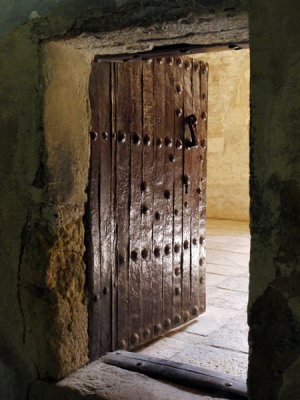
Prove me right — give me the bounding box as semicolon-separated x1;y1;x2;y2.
29;358;228;400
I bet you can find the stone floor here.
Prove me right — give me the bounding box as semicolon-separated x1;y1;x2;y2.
38;218;250;400
138;218;250;380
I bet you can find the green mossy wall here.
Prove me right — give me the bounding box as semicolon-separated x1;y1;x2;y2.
0;0;299;399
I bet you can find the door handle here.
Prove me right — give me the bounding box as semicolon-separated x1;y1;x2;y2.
185;114;198;148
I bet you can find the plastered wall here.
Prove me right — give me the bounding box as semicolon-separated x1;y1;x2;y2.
248;1;300;398
42;42;93;378
194;49;250;221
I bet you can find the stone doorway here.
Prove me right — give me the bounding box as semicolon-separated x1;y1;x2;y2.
41;25;249;396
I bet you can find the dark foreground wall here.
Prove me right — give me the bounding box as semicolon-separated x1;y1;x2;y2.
0;0;299;399
248;1;300;399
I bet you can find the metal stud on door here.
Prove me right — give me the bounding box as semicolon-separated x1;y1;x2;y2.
87;56;208;359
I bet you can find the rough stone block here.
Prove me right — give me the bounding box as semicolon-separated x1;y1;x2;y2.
29;359;228;400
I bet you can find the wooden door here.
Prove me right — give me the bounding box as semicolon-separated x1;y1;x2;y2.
88;56;208;360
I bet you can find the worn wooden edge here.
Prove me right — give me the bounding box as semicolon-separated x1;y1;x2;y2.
94;42;249;62
86;61;102;361
103;351;247;399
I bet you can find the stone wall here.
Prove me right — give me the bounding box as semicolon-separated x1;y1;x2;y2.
193;50;250;221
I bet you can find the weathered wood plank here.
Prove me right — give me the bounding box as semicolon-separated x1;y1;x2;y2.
190;59;202;316
97;61;113;354
140;59;155;344
128;60;143;349
115;62;131;350
87;61;102;360
199;61;209;310
182;57;193;321
173;56;184;327
111;63;117;351
152;57;166;338
103;351;248;399
162;56;175;333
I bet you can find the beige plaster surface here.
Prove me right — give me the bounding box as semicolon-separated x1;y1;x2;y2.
193;50;250;221
41;42;94;377
43;42;92;208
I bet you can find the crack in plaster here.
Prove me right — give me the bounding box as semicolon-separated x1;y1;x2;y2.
17;212;31;344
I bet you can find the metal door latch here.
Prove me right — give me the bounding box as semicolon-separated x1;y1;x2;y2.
182;174;190;194
185;114;198;148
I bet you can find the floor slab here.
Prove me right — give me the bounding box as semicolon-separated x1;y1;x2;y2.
207;287;248;311
171;344;248;379
202;324;249;354
184;305;240;336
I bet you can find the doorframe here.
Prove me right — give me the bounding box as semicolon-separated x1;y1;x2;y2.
42;13;249;376
85;42;249;361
